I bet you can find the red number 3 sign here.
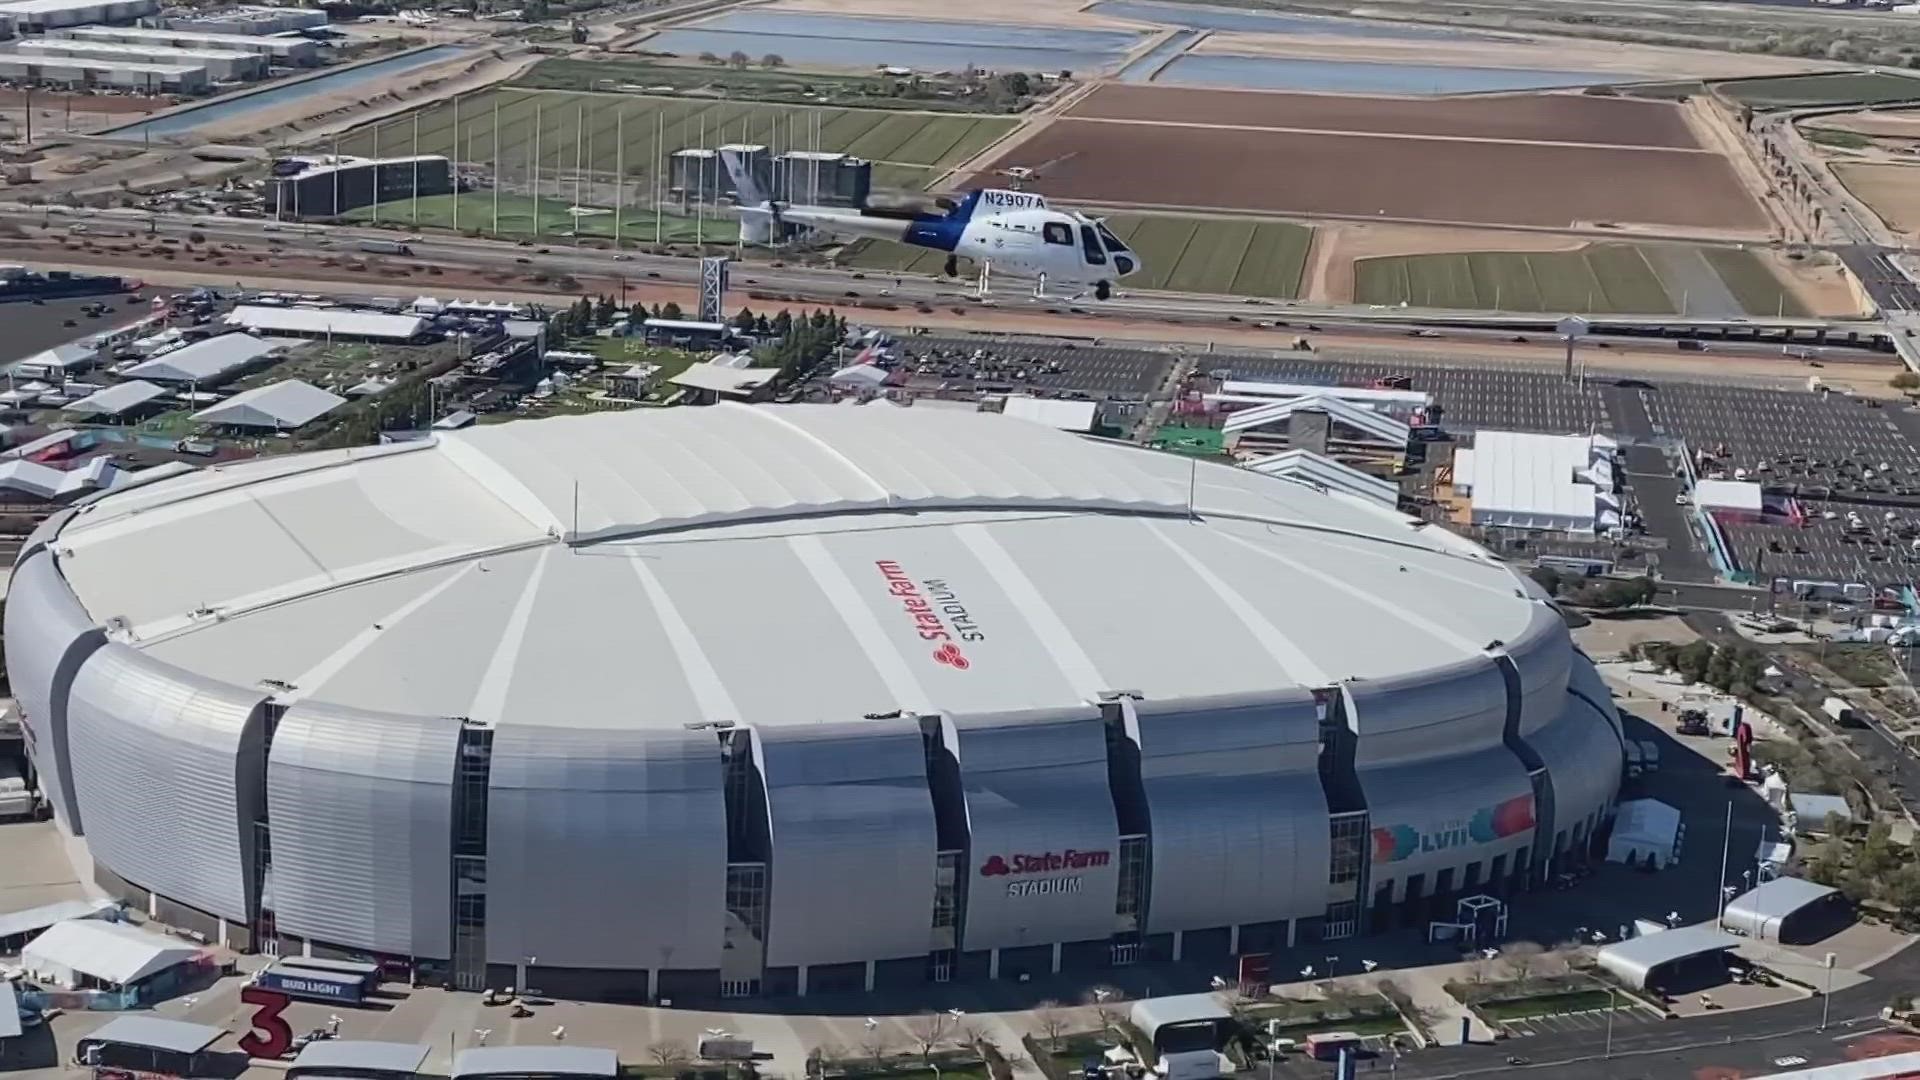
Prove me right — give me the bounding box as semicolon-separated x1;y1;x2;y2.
239;985;294;1059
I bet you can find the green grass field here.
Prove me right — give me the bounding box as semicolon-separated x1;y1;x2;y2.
1702;246;1809;317
1353;243;1800;316
1482;990;1624;1021
1716;72;1920;108
839;213;1311;298
335;89;1016;194
343;192;739;243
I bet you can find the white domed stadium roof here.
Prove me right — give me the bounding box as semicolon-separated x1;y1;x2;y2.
45;404;1538;728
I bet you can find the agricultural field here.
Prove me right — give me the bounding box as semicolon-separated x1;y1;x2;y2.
342;193;739;243
513;57;1038;114
838;213;1312;297
1352;244;1801;316
335;89;1018;194
1836;162;1920;236
1019;84;1767;232
1069;84;1702;148
1715;72;1920;109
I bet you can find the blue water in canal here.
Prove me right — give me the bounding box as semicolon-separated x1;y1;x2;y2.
112;44;473;139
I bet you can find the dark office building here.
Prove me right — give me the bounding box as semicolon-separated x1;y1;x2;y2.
267;155;453;220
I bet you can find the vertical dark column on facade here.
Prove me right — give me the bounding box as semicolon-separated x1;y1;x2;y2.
449;723;493;992
246;702;285;952
1493;656;1552;890
922;715;967;982
720;729;770;996
1103;700;1151;959
1319;688;1368;940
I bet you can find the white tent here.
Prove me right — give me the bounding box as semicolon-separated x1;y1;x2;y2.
21;919;201;989
192;379;345;430
1606;798;1682;869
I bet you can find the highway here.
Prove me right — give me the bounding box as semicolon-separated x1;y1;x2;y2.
1;205;1897;359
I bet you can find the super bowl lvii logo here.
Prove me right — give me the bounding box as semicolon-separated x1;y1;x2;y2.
1371;794;1535;863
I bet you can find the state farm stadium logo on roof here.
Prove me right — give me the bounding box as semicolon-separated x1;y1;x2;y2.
875;560;986;669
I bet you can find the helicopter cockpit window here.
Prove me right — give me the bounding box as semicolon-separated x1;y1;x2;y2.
1042;222;1074;245
1096;222;1129;253
1079;224;1108;265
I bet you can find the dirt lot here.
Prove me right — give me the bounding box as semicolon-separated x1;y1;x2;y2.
1068;85;1701;148
0;89;166;115
1835;162;1920;239
1817;108;1920;139
990;119;1769;230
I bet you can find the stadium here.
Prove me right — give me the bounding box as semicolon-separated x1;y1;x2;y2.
6;405;1623;1002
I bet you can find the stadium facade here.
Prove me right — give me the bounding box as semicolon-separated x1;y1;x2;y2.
7;405;1624;1002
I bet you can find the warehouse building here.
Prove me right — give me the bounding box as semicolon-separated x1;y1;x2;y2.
0;0;159;32
6;406;1624;1001
163;4;327;34
52;24;319;64
267;154;452;219
13;36;264;80
0;53;204;90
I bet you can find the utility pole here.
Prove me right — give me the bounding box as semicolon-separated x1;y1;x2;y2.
1715;800;1733;925
532;101;542;239
371;121;380;224
574;103;586;246
492;97;500;237
451;94;460;233
614;109;624;250
411;110;420;224
654;110;662;246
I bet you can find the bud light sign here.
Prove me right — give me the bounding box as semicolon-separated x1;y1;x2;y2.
1371;795;1534;863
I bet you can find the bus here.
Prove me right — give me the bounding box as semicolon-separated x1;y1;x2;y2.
1303;1032;1363;1061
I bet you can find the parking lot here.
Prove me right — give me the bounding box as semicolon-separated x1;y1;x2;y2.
882;336;1177;399
1496;1003;1662;1040
1208;351;1612;435
1719;497;1920;588
1634;383;1920;499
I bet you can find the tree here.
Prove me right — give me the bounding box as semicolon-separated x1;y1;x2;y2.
660;300;683;321
647;1040;691;1069
728;49;751;70
1085;986;1127;1032
761;53;785;68
1895;371;1920;391
697;50;721;64
1033;1000;1069;1051
856;1029;892;1068
997;71;1031;98
1528;565;1564;597
732;306;757;332
1500;941;1546;988
1675;640;1715;685
906;1011;953;1062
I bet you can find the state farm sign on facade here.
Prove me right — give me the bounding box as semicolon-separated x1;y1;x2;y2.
980;849;1110;897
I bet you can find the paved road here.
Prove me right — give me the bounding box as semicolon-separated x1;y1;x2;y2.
2;207;1890;348
1274;938;1920;1080
1839;245;1920;313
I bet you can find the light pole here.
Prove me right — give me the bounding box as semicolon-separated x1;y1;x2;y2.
1603;985;1616;1059
1821;952;1836;1031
